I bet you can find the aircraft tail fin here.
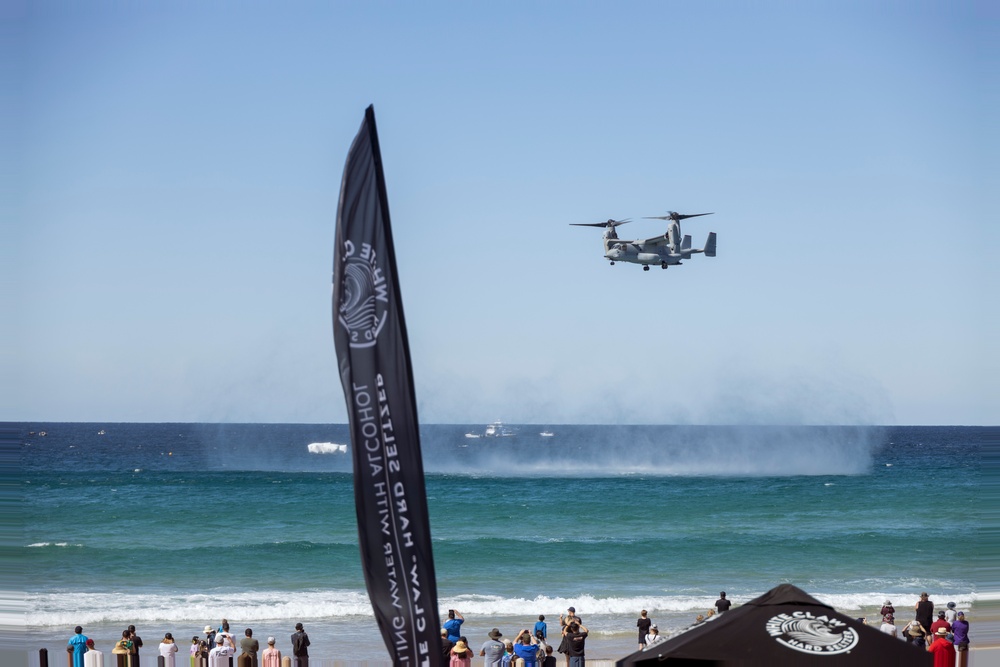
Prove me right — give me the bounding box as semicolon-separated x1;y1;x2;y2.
681;234;692;258
704;232;717;257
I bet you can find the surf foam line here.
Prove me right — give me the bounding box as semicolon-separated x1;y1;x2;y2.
23;590;978;628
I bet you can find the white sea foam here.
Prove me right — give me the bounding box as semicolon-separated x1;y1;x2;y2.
23;589;978;628
307;442;348;454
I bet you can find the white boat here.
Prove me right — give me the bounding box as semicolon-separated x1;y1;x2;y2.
483;421;516;438
539;431;554;437
307;442;348;454
464;433;481;439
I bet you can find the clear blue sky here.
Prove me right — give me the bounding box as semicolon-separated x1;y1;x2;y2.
7;2;996;425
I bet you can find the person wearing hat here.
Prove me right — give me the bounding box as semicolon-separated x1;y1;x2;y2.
931;610;952;636
927;626;956;665
203;625;217;650
559;607;582;634
916;592;935;634
261;636;282;667
450;638;474;666
880;599;895;617
82;638;103;667
646;625;663;647
290;622;310;667
879;614;898;638
480;628;505;667
208;635;234;667
945;601;958;623
952;611;970;664
903;615;928;648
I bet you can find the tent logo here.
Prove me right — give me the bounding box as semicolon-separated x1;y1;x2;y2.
766;611;859;656
338;240;389;349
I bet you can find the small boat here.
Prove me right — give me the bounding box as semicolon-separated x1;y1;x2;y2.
307;442;348;454
484;421;516;438
97;429;106;435
539;431;554;437
464;433;481;439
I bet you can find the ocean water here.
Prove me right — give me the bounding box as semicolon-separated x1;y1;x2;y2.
15;423;990;663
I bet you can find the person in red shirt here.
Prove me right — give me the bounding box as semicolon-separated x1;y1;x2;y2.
931;610;952;636
927;627;956;667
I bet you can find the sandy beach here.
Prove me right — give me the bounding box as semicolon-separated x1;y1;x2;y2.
14;601;1000;667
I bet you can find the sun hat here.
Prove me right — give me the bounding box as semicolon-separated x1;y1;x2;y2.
488;628;502;640
453;640;471;653
884;599;892;605
267;637;275;645
204;626;213;634
936;627;948;636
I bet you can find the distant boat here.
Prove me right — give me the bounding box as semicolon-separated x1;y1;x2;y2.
464;433;481;439
539;431;554;437
97;430;106;435
484;421;516;438
307;442;348;454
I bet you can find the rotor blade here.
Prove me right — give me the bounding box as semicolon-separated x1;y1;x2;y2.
570;218;631;228
676;212;714;220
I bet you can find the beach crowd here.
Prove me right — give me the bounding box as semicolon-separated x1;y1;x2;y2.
66;619;311;667
873;592;971;666
65;591;973;667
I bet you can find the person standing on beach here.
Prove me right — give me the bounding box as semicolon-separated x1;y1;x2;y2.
952;612;970;666
68;626;89;667
291;622;310;667
129;625;144;667
203;626;217;652
261;637;281;667
945;602;958;623
113;630;134;667
449;639;475;667
480;628;505;667
879;614;897;638
534;616;547;642
931;611;952;636
559;607;582;634
903;616;928;647
880;599;895;617
715;592;731;613
208;636;234;667
159;633;179;667
83;638;102;667
559;622;588;667
445;609;465;643
636;611;652;650
916;592;935;633
217;622;236;653
927;627;956;667
512;630;541;667
240;628;260;667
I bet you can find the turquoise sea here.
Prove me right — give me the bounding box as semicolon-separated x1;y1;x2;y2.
16;423;990;663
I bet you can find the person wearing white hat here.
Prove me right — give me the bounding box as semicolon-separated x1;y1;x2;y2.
261;636;281;667
208;635;234;667
927;626;956;663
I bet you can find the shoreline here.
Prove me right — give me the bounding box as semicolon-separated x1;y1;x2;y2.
13;602;1000;666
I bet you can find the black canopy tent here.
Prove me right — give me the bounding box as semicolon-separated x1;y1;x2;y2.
616;584;932;666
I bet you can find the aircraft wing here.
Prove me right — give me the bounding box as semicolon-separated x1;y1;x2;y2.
637;234;669;246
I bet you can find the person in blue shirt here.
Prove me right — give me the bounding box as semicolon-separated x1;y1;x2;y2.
67;626;89;667
534;616;547;641
512;630;541;667
444;609;465;643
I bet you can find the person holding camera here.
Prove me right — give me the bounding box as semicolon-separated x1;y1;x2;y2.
512;629;541;667
444;609;465;643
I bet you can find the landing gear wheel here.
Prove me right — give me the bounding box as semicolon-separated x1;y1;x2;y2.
610;261;615;266
661;262;668;269
643;265;650;271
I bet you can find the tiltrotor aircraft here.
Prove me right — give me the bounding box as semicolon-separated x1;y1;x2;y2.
571;211;717;271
